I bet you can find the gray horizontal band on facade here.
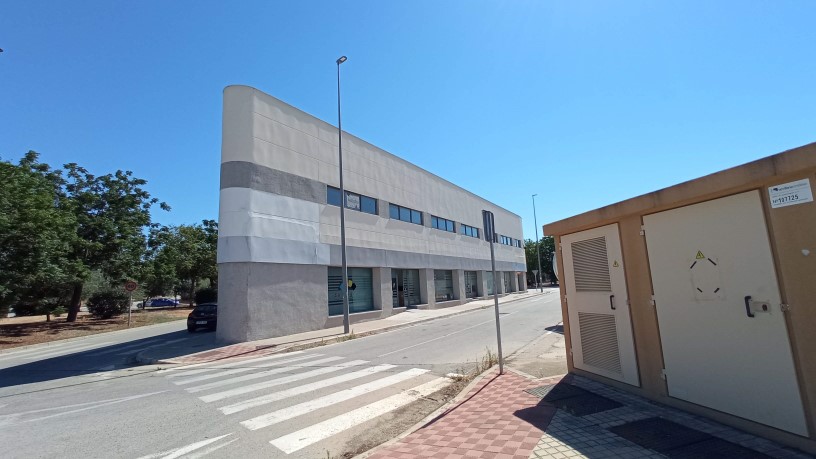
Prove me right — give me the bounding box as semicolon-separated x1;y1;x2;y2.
221;160;326;205
217;236;525;272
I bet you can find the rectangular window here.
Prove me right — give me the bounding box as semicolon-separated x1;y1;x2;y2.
431;215;455;233
389;203;423;226
327;186;377;215
434;270;455;301
328;267;375;315
460;224;479;238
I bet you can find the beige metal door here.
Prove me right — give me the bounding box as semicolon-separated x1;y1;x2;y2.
562;223;640;386
643;190;807;435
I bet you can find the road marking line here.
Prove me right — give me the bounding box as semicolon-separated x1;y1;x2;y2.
220;364;397;415
187;356;344;394
0;391;167;426
377;313;517;357
12;341;116;362
160;433;233;459
199;359;367;403
88;339;162;355
114;337;187;355
184;437;239;459
161;351;305;377
269;377;450;453
173;354;319;386
241;367;429;431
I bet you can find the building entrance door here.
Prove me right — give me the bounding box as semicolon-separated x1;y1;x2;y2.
392;269;420;308
561;223;639;386
643;191;807;435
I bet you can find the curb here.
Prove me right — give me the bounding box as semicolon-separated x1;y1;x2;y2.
138;290;557;367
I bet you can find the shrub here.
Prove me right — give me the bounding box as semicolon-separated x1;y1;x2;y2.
194;287;217;305
86;290;130;319
11;303;39;317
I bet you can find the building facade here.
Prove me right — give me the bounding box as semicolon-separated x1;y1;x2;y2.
217;86;527;343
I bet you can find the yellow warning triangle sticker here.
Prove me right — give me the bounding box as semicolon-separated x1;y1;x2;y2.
612;260;620;267
696;250;705;259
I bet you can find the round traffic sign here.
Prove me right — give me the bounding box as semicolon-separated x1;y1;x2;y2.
124;281;138;292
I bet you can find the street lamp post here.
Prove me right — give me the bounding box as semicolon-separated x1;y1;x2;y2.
336;55;350;334
532;194;543;292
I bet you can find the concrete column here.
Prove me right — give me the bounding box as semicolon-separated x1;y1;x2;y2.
422;212;432;228
453;269;465;301
477;271;487;297
418;268;435;308
497;271;505;294
519;273;528;292
373;267;393;315
511;272;519;293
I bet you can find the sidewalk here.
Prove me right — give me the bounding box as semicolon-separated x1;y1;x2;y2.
364;370;812;459
136;289;554;365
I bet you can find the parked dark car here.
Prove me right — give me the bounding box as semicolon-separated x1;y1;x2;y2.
187;303;217;332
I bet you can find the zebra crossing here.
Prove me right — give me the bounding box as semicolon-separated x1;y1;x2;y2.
159;351;451;454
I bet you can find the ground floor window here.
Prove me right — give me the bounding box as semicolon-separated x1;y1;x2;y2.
328;267;374;315
503;271;514;293
392;269;421;308
486;271;494;295
464;271;478;298
434;270;454;301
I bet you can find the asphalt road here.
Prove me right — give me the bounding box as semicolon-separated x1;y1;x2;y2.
0;291;564;459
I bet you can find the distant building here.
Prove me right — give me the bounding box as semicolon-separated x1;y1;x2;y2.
217;86;526;343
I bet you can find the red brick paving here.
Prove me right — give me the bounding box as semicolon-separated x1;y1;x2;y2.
369;371;565;459
163;343;275;364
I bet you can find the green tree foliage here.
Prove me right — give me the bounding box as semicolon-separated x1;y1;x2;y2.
0;152;76;315
524;236;556;285
145;220;218;306
61;162;169;321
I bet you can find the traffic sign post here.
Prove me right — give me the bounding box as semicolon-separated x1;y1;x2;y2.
482;210;504;375
124;281;138;327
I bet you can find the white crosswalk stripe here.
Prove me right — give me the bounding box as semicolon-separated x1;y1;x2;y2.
161;352;452;456
220;363;397;415
240;367;429;431
187;356;345;394
173;353;320;386
160;351;305;378
269;377;450;453
197;358;366;402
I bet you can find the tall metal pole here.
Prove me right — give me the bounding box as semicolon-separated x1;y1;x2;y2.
532;194;543;292
337;56;350;334
483;210;504;375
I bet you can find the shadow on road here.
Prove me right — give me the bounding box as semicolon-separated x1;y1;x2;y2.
0;330;220;388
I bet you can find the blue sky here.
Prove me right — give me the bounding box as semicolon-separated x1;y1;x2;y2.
1;1;814;240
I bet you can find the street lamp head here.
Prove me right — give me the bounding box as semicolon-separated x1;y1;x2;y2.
533;193;537;197
337;56;347;65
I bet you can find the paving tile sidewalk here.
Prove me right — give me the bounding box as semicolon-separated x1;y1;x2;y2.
364;371;813;459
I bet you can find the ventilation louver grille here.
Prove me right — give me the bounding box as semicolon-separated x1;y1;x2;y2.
572;236;611;292
578;312;622;375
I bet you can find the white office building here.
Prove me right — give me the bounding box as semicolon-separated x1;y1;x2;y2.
217;86;527;343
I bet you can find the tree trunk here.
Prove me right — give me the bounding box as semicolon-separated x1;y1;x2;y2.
66;282;84;322
189;279;197;307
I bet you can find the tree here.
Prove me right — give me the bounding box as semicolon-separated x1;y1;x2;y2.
61;163;169;322
145;220;217;306
524;236;556;285
0;152;76;315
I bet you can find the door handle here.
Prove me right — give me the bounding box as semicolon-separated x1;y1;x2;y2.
610;294;616;310
744;295;754;318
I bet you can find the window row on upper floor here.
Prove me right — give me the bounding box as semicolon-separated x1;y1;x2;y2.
326;185;517;248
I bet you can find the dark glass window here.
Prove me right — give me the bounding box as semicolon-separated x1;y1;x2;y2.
431;215;455;232
399;207;411;222
389;203;423;226
327;186;342;206
389;203;399;219
327;186;377;215
361;196;377;214
411;209;422;225
460;224;480;238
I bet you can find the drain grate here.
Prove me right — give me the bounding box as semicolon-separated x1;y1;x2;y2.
547;393;623;416
609;417;713;453
666;437;772;459
525;383;589;401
